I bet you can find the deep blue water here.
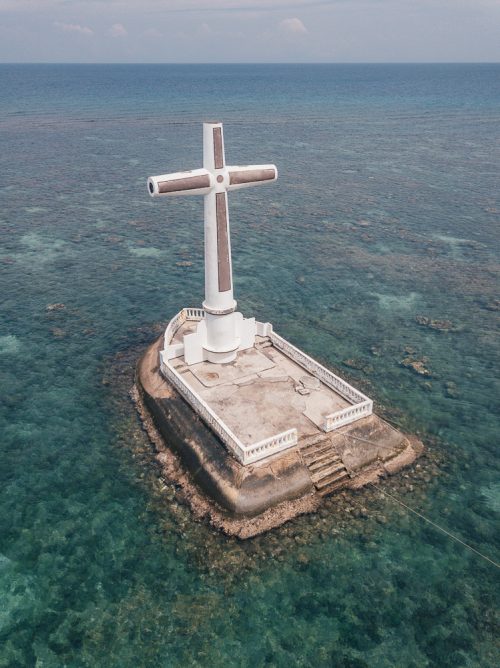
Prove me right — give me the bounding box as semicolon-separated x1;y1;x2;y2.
0;64;499;667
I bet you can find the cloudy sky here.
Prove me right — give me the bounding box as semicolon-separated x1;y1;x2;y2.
0;0;499;63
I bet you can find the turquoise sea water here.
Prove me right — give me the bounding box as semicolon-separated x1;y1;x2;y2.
0;64;499;666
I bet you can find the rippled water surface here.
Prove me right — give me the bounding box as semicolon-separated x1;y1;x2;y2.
0;64;499;667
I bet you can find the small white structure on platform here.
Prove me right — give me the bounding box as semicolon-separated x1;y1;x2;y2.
147;122;372;464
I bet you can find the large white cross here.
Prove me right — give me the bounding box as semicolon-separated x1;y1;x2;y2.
148;121;277;364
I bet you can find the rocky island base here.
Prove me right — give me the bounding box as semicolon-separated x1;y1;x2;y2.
133;334;424;539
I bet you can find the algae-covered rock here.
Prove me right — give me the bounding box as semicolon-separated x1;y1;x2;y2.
400;351;431;377
415;315;459;332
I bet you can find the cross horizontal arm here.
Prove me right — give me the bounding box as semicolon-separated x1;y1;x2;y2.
148;168;213;197
226;164;278;192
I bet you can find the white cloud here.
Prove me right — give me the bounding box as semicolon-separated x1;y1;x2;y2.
54;21;93;36
279;17;308;35
2;0;500;63
109;23;128;37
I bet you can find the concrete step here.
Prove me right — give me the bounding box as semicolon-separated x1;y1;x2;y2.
298;433;330;452
315;469;350;491
302;442;333;463
318;473;350;497
307;450;340;470
299;433;349;496
310;461;346;483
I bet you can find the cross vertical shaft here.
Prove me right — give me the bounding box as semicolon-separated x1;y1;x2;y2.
202;122;235;315
201;122;239;362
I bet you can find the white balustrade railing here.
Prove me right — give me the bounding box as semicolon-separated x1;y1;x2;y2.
160;309;298;464
323;400;373;432
270;331;373;430
163;309;187;349
270;332;370;404
243;429;298;464
161;353;248;463
185;308;205;319
164;308;205;353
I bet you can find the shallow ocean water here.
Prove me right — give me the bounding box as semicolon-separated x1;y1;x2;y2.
0;64;499;666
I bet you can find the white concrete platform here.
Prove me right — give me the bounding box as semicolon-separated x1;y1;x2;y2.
171;327;351;446
161;310;373;464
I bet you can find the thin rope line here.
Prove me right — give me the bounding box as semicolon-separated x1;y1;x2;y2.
331;428;497;568
341;431;397;451
370;483;500;569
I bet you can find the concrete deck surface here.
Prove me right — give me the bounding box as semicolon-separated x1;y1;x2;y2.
170;328;350;445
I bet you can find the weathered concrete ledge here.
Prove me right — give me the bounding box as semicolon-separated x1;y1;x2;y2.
133;334;424;538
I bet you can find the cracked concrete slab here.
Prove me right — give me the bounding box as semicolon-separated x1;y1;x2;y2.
173;325;352;445
190;347;275;387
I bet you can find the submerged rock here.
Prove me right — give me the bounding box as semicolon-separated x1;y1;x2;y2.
342;358;374;374
400;352;431;377
51;327;66;338
415;315;459;332
483;299;500;312
445;381;460;399
342;358;365;370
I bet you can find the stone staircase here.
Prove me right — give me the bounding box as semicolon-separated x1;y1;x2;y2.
299;435;350;497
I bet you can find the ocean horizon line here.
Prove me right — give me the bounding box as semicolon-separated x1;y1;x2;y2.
1;60;499;66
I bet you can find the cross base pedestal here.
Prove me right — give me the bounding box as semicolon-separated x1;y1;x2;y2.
183;312;256;365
